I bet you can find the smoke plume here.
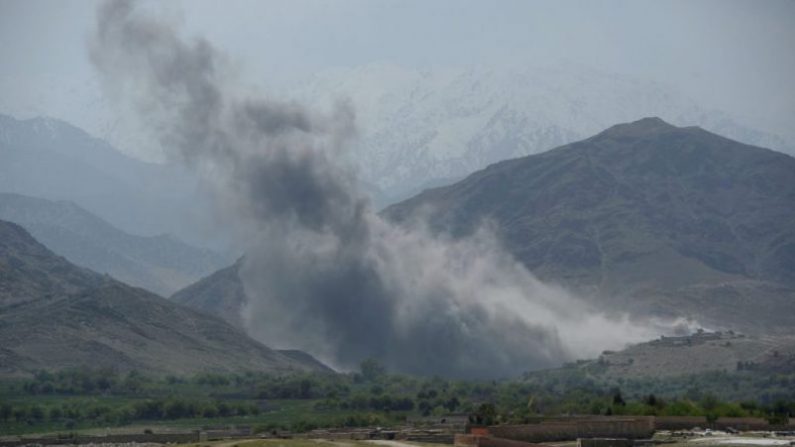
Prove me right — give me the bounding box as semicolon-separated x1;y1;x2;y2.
90;0;674;378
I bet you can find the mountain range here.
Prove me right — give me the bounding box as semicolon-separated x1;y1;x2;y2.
0;219;328;377
175;118;795;342
384;117;795;334
3;112;793;377
285;63;795;203
5;63;793;234
0;193;229;296
0;113;217;248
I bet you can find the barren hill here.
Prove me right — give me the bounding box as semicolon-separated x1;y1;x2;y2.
171;259;246;328
384;117;795;334
587;331;795;378
0;219;325;377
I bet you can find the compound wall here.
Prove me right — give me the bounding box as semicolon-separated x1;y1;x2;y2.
489;417;654;443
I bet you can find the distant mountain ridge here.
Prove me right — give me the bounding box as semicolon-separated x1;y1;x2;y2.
0;193;230;296
4;65;792;211
0;113;215;247
285;63;794;204
0;219;327;377
384;117;795;333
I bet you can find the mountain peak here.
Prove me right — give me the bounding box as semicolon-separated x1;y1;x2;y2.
596;117;678;139
383;120;795;335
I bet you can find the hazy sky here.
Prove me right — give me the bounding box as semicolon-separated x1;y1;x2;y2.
1;0;793;147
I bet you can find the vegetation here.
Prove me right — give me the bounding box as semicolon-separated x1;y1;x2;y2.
1;361;794;435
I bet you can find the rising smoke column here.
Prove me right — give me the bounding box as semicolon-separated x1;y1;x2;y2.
90;0;663;378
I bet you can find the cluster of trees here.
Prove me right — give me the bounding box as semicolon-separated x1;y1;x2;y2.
248;367;469;416
21;370;152;395
130;398;260;420
0;398;260;428
599;370;795;404
497;368;795;424
5;361;795;433
314;394;416;412
1;403;47;424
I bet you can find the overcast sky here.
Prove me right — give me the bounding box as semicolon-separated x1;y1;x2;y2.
1;0;793;150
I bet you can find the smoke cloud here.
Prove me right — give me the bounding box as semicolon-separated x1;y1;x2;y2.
90;0;678;378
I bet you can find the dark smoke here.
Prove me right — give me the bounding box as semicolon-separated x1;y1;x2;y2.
90;0;673;378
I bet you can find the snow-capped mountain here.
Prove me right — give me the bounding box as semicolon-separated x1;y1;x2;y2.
284;62;795;205
4;63;791;208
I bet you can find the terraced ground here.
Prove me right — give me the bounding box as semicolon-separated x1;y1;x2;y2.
591;332;795;378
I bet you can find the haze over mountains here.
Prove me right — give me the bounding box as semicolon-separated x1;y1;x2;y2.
0;219;327;377
0;193;229;295
0;113;218;248
4;63;793;209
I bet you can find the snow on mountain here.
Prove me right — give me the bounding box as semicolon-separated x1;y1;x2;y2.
3;63;791;208
283;62;795;204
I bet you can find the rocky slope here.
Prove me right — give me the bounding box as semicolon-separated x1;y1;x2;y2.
0;220;325;377
172;118;795;342
587;331;795;378
384;117;795;333
170;259;247;328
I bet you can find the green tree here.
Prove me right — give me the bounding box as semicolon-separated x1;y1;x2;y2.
701;393;719;411
13;407;28;422
163;399;188;419
48;406;63;421
473;403;497;425
444;396;461;412
299;378;314;398
201;403;219;418
30;405;46;422
612;389;626;407
0;403;11;422
360;358;386;382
